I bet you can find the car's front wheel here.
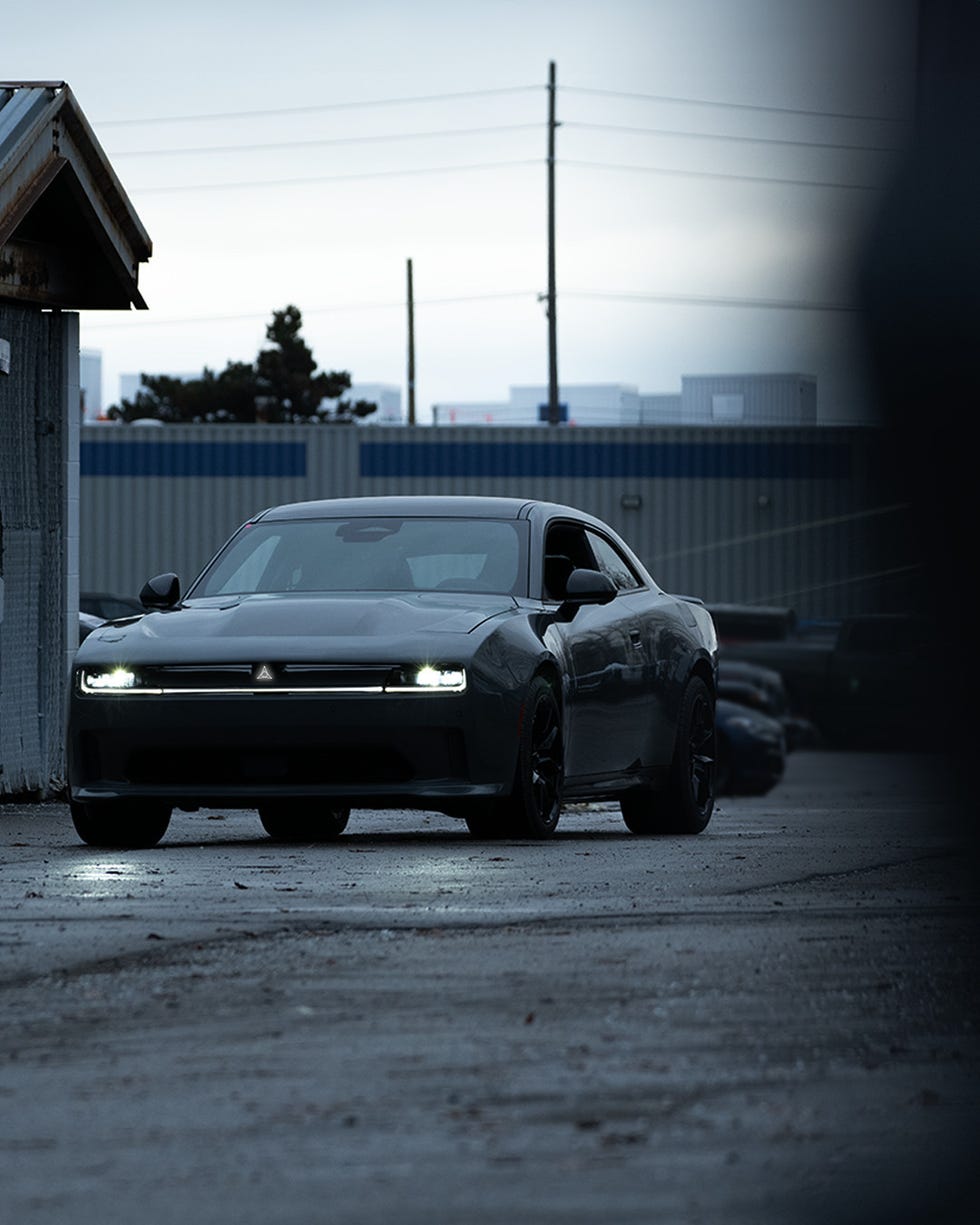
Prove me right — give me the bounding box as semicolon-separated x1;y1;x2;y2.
258;803;351;842
70;799;172;848
621;675;715;835
493;676;564;838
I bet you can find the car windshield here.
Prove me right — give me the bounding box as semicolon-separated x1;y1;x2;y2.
190;517;529;597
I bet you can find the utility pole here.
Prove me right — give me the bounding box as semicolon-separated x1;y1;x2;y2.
406;257;416;425
546;60;560;426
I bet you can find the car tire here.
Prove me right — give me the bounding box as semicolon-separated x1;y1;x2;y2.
621;675;715;835
70;799;172;848
258;803;351;842
494;676;563;838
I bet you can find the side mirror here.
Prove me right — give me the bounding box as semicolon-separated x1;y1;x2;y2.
140;572;181;610
559;568;617;616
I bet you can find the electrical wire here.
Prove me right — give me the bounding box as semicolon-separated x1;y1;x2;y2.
561;84;911;124
129;156;882;195
563;120;904;155
561;158;881;191
94;85;542;127
108;124;542;159
131;160;540;194
81;287;858;331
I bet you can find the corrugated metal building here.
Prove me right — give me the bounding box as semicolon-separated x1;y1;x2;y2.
79;423;911;620
0;82;150;796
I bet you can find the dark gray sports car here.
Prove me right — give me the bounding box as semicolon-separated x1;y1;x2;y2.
68;496;718;846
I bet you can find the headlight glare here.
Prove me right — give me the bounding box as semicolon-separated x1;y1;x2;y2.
415;666;465;689
385;665;466;693
81;667;138;691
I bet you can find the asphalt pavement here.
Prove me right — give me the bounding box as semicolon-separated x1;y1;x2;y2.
1;751;977;1224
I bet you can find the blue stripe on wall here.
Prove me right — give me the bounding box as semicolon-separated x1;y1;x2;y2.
81;440;307;478
360;440;850;480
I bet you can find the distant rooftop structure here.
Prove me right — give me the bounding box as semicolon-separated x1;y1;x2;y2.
323;382;403;425
432;374;817;427
80;349;102;419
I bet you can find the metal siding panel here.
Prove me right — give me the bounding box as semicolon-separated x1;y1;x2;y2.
0;304;75;793
78;424;912;620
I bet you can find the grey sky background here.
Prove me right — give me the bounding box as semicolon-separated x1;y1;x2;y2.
5;0;919;420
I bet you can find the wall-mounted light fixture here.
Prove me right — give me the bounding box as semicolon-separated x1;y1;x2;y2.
621;493;642;510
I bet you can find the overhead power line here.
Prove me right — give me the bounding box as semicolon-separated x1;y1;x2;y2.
561;85;911;125
108;119;904;161
130;155;882;195
562;158;881;191
108;123;541;159
131;159;539;194
94;85;541;127
81;288;858;332
564;121;904;155
81;292;540;330
563;291;859;312
94;81;911;131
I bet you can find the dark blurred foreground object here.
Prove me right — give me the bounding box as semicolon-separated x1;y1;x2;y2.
858;0;980;758
849;5;980;1222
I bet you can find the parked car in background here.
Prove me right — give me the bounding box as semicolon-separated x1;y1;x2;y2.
69;496;719;848
717;658;817;750
80;592;144;621
715;697;786;796
709;604;933;748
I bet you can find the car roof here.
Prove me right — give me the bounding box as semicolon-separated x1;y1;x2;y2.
253;495;587;523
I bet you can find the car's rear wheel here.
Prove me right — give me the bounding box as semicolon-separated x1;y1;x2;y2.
258;802;351;842
70;799;172;848
621;675;715;835
493;676;563;839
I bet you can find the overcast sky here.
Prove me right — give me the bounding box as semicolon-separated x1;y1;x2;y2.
6;0;919;421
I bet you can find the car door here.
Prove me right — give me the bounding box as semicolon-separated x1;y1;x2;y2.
542;520;648;780
584;528;679;771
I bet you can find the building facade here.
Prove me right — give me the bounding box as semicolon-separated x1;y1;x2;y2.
78;422;909;623
433;374;817;427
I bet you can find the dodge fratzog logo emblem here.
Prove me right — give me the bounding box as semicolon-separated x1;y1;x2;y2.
252;663;277;683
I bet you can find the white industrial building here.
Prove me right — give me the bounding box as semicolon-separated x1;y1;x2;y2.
433;374;817;428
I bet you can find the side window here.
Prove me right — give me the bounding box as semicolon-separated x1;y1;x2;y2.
586;531;642;592
543;523;597;600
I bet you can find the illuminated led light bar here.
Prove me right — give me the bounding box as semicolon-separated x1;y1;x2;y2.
386;666;467;693
78;665;467;695
80;668;144;692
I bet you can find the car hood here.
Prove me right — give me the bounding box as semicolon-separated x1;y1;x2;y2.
80;591;518;664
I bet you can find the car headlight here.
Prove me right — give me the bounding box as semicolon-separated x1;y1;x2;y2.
78;667;159;694
385;666;467;693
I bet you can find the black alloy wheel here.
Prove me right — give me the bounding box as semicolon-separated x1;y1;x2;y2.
497;676;564;838
621;674;715;835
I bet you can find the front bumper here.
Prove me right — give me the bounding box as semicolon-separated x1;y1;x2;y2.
68;688;517;808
